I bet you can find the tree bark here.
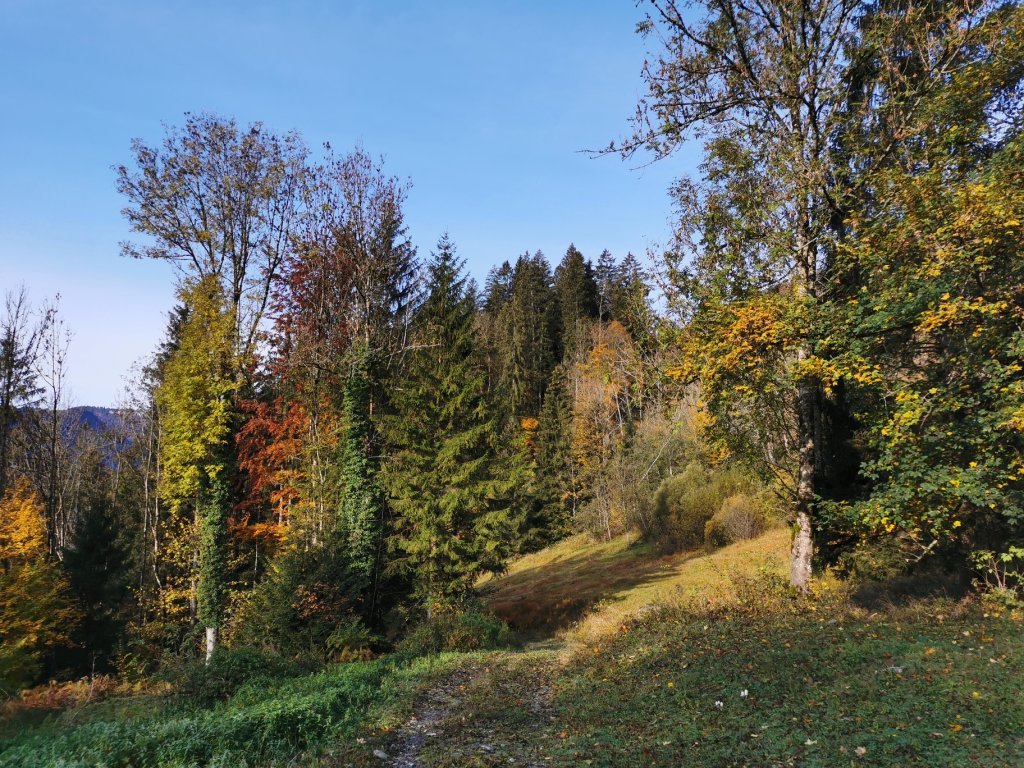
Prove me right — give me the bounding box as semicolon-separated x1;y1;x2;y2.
205;626;217;664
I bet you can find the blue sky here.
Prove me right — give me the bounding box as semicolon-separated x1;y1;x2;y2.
0;1;695;406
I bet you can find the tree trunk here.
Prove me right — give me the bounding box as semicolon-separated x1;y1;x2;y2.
205;626;217;664
791;215;819;592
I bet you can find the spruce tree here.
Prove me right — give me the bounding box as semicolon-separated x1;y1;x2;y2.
384;236;518;602
534;363;576;540
496;252;558;417
595;249;618;323
554;244;599;361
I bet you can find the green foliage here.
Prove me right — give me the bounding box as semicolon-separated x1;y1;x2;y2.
533;363;575;541
0;658;400;767
970;547;1024;606
337;348;384;588
651;463;759;552
397;601;513;656
177;646;304;706
157;276;237;646
384;237;522;601
824;131;1024;563
325;618;378;662
553;244;599;360
487;252;559;418
229;535;368;663
62;486;133;670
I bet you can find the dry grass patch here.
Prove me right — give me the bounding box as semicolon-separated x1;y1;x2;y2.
479;528;789;643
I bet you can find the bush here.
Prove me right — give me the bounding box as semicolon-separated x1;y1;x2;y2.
397;601;513;656
650;463;758;552
704;493;766;549
325;618;378;663
177;647;304;706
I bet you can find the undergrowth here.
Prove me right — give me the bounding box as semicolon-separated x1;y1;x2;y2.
0;653;462;768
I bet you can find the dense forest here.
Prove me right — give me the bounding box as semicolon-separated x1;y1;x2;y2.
2;0;1023;717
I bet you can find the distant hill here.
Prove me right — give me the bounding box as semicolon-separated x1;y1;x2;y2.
63;406;125;432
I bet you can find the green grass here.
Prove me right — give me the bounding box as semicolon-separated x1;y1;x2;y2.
0;653;463;768
5;530;1022;767
428;583;1024;766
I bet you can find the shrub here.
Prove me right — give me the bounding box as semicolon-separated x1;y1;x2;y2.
325;618;378;663
704;493;766;549
177;647;304;706
650;463;758;552
397;601;513;656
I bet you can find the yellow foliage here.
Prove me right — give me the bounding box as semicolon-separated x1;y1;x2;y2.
0;483;78;692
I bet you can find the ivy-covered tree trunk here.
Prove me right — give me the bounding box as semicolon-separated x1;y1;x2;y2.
338;348;384;593
198;469;228;663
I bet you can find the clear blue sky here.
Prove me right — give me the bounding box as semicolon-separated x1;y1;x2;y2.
0;0;694;407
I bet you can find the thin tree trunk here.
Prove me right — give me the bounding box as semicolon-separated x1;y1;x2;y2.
205;626;217;663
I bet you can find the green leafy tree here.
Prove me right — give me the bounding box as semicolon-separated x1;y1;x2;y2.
157;277;237;661
620;0;1001;588
823;6;1024;562
384;236;520;602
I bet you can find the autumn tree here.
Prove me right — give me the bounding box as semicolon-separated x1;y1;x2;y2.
157;277;237;662
620;0;1003;588
117;113;307;362
822;4;1024;564
0;482;77;692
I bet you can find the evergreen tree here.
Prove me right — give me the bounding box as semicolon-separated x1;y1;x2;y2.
63;473;132;671
610;254;655;349
483;261;513;314
337;348;384;592
595;249;618;323
496;252;558;417
553;244;599;361
384;236;519;601
534;363;576;539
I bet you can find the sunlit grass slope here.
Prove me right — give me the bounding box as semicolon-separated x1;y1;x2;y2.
480;528;790;642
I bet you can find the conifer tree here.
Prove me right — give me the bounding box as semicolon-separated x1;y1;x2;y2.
554;244;599;361
496;252;558;417
534;363;577;539
384;236;518;602
595;249;618;323
610;254;655;350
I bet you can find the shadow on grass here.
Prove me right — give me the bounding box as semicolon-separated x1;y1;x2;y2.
478;539;695;639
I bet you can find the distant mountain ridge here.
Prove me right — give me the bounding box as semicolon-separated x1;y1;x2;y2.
62;406;125;432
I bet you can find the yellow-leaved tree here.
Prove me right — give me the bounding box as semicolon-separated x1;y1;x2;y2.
157;276;237;662
0;482;77;693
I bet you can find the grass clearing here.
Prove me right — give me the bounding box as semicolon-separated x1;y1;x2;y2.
480;527;789;642
4;529;1021;767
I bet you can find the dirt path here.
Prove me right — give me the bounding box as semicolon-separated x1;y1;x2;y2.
380;648;562;768
380;663;483;768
